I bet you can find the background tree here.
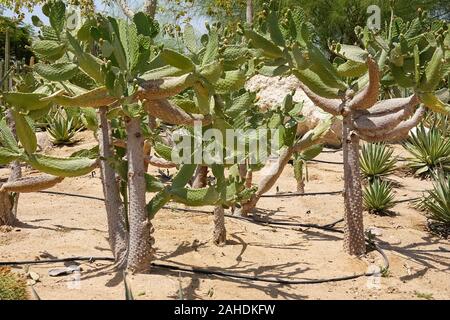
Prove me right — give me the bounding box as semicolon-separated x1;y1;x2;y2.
0;17;34;64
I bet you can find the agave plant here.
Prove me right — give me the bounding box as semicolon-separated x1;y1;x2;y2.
360;143;397;182
46;109;80;145
421;173;450;228
363;179;395;215
404;125;450;177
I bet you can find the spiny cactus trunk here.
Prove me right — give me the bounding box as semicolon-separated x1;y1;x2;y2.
0;191;15;226
126;117;155;273
342;115;366;256
98;107;128;269
192;166;208;188
213;205;226;246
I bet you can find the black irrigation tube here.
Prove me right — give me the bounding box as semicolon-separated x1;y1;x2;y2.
309;159;344;165
9;190;390;285
261;190;342;198
0;243;388;285
39;190;105;202
393;197;421;204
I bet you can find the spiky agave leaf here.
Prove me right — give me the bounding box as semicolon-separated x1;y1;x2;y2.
360;143;397;181
404;125;450;177
421;173;450;227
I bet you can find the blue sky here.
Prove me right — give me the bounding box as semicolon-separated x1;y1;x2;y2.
2;0;208;35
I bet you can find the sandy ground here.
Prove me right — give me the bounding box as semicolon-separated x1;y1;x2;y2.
0;131;449;300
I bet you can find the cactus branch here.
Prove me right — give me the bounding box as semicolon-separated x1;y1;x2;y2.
353;102;416;134
144;155;177;168
358;106;426;142
348;57;380;111
296;81;343;116
0;175;63;193
192;166;208;188
144;99;212;126
358;95;419;115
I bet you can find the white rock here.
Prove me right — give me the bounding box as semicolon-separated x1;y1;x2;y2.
246;75;343;147
36;131;52;152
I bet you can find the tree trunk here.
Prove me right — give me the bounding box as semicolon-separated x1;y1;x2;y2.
126;117;155;273
246;0;254;25
342;115;366;256
213;205;226;246
1;31;21;225
144;0;158;19
192;166;208;188
0;191;15;226
98;107;128;269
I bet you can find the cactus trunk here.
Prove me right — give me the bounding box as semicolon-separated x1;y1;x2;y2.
126;117;155;273
144;0;158;18
342;115;366;256
213;205;226;246
0;191;15;226
98;107;128;269
246;0;254;25
1;32;21;225
192;166;208;188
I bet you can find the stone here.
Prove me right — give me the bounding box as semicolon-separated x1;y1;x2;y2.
36;131;52;152
246;75;343;147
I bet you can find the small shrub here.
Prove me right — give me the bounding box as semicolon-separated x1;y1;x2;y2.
0;267;28;300
404;125;450;177
363;179;395;215
360;143;397;181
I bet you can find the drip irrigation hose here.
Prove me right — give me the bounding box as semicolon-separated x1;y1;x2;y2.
0;241;388;285
39;191;105;202
309;159;344;165
261;190;342;198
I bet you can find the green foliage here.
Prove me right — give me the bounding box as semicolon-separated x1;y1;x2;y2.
0;120;96;177
0;16;33;63
360;143;397;181
46;109;80;145
0;268;28;300
404;125;450;177
420;173;450;227
363;179;395;215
